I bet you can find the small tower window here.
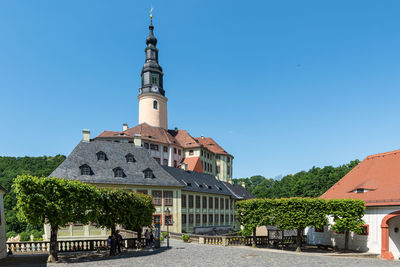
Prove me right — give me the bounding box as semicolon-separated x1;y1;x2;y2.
80;164;93;176
96;151;107;161
113;167;125;178
153;100;158;110
143;168;154;178
125;153;136;163
151;74;158;85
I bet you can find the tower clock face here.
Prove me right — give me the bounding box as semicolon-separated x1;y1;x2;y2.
151;86;159;92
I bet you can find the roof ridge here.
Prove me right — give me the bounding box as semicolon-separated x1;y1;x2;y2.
366;149;400;159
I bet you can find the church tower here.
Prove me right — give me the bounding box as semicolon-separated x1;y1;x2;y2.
138;16;168;129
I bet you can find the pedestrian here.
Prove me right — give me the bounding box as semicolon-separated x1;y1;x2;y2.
145;229;150;247
115;230;123;253
149;230;154;248
107;235;112;249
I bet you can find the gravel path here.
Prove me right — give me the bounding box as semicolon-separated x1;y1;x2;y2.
2;240;399;267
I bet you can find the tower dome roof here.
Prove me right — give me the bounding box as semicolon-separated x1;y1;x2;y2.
146;23;157;46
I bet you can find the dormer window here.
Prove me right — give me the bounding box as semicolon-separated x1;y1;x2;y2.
80;164;93;176
96;151;107;161
125;153;136;163
113;167;125;178
353;188;372;193
143;168;154;179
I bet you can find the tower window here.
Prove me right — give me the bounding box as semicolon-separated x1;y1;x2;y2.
151;74;158;85
113;167;125;178
153;100;158;110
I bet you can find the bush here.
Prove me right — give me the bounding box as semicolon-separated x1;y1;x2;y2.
30;229;44;241
162;232;168;238
160;236;165;241
19;231;31;241
181;234;190;242
6;231;17;240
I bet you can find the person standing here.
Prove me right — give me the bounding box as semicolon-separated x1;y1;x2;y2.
115;230;123;253
149;230;154;248
145;229;150;247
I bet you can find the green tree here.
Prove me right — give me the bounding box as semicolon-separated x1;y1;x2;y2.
94;189;155;255
328;199;365;250
14;175;99;262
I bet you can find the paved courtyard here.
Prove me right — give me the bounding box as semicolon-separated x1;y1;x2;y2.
1;239;400;267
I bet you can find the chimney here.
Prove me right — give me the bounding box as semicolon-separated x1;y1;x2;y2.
240;181;246;188
201;135;205;139
180;162;188;171
174;127;178;133
123;123;128;131
228;178;233;184
133;134;142;147
82;129;90;142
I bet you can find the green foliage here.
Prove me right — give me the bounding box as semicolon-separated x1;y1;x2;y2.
19;231;31;242
6;231;17;240
162;231;168;238
327;199;365;234
0;155;66;234
181;234;190;241
94;189;155;231
233;160;360;198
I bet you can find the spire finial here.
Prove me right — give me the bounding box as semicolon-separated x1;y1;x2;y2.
150;7;154;23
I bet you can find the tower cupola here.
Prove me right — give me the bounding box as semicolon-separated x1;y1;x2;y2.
138;15;168;129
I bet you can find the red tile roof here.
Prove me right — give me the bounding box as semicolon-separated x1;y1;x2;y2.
181;157;203;173
193;137;232;157
168;129;200;148
321;149;400;206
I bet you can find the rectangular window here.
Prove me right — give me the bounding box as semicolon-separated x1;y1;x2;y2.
182;194;187;208
209;214;213;224
216;155;220;160
165;215;173;226
201;150;203;156
227;166;231;175
137;190;148;195
182;214;187;225
151;74;158;84
150;144;159;150
154;157;160;164
231;215;233;223
153;215;161;225
189;150;194;155
221;214;224;224
216;166;220;174
196;196;201;209
215;214;219;224
189;214;194;224
203;214;207;224
163;146;168;152
196;214;200;224
215;197;219;209
178;149;181;156
202;196;207;209
152;191;162;206
360;225;369;236
174;148;177;154
163;159;168;166
144;143;149;149
220;198;224;210
164;191;173;206
209;197;213;209
189;195;194;208
226;214;230;223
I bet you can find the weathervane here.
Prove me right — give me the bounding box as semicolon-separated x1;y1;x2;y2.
150;7;154;22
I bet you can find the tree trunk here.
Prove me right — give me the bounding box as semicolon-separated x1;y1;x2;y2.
110;225;116;256
252;228;257;248
344;230;349;251
137;227;143;249
295;228;303;252
47;225;58;262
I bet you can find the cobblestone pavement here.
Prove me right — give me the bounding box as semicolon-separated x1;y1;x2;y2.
2;240;400;267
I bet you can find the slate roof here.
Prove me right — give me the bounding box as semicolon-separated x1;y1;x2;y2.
221;182;254;200
50;140;183;187
161;166;232;196
321;148;400;207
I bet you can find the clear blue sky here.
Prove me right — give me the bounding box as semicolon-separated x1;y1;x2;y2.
1;0;400;179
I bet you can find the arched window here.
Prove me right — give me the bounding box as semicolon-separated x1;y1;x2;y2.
113;167;125;178
143;168;154;178
125;153;136;163
80;164;93;176
153;100;158;110
96;151;107;161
